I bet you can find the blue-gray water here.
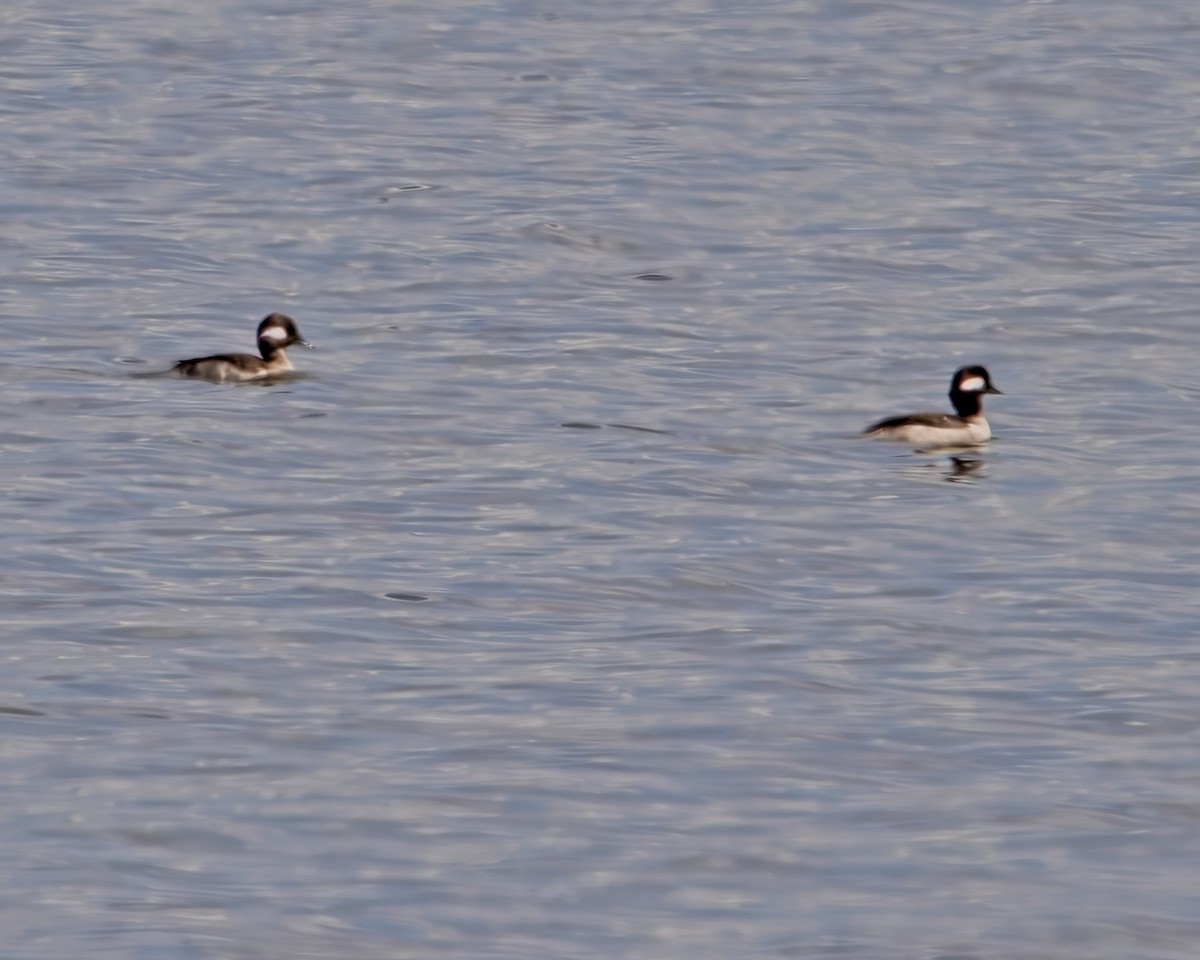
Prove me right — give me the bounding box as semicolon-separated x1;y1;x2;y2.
3;1;1200;957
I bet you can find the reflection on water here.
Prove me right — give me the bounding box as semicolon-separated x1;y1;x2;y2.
945;454;985;482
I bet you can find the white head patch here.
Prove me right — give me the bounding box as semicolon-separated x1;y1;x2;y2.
260;325;290;343
958;375;985;392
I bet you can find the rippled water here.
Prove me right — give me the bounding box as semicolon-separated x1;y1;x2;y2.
3;1;1200;957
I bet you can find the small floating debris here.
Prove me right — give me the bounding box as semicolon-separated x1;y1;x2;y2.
607;423;669;434
0;705;46;718
559;422;670;435
379;184;434;201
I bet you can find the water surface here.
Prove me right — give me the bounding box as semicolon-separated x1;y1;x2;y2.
2;1;1200;957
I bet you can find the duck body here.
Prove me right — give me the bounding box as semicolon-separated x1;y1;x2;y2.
174;313;313;383
864;365;1002;449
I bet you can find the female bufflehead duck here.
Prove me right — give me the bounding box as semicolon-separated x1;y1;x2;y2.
174;313;313;383
864;365;1002;448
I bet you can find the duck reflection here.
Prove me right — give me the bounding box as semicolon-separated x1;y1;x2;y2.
944;455;984;482
910;453;987;482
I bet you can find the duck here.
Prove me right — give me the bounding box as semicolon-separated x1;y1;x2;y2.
864;365;1002;448
174;313;313;383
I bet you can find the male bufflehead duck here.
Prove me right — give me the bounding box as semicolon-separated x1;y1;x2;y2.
864;365;1002;448
174;313;313;383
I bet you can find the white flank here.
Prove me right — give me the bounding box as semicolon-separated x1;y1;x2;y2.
872;418;991;447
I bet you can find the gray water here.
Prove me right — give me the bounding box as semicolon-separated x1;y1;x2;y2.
2;1;1200;957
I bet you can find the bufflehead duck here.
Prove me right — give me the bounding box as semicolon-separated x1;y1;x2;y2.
174;313;313;383
864;365;1002;448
